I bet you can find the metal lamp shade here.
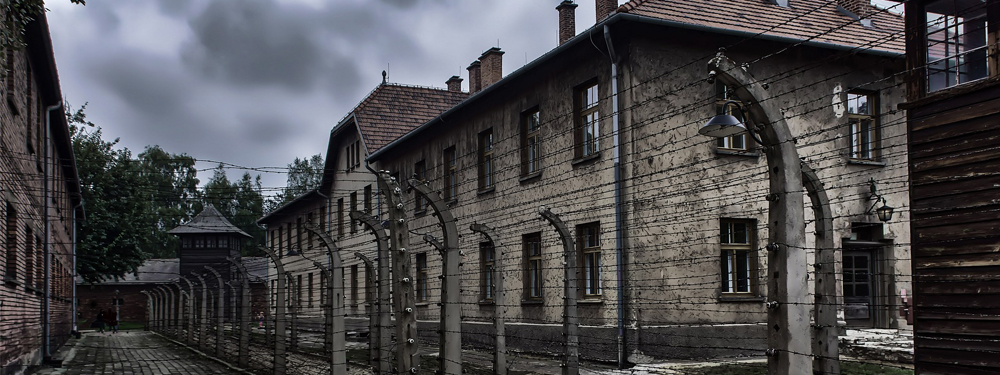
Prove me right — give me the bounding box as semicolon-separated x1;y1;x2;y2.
876;205;894;222
699;114;747;138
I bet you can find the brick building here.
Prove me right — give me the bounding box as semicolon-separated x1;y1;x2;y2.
260;0;913;365
0;10;83;375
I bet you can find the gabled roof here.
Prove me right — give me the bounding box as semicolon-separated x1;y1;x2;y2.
168;204;251;238
617;0;905;54
344;83;469;154
256;188;326;225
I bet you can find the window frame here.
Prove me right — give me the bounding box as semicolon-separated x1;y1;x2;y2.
415;253;428;302
3;202;15;282
443;146;457;202
846;90;880;162
720;219;757;296
924;0;990;92
349;192;358;234
574;81;601;159
478;128;495;192
521;108;542;177
350;264;359;307
523;232;543;301
337;198;344;237
577;222;602;298
480;241;495;302
414;160;428;213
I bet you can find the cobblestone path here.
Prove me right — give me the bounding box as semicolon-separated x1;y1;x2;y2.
37;331;243;375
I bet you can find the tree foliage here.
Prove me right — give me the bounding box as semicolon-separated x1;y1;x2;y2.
265;154;324;212
201;165;266;256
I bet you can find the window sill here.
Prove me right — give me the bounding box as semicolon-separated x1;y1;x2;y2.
415;302;430;307
572;153;601;167
847;159;885;167
477;187;495;197
3;277;21;288
478;299;495;306
716;148;760;158
414;209;427;217
718;295;764;303
579;298;603;305
519;171;542;184
521;299;544;306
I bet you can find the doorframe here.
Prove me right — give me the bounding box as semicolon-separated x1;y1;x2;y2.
841;239;896;329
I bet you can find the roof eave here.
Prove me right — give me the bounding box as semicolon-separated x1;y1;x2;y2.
256;188;328;225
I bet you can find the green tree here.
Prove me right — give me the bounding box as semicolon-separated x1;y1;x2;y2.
266;154;324;212
70;104;153;282
202;165;266;256
136;145;200;258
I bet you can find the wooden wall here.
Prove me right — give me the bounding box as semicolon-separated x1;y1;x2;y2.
908;81;1000;374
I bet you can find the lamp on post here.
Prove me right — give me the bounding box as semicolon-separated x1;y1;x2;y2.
866;178;894;222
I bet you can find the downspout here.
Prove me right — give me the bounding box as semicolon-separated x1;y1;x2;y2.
72;199;82;337
603;25;628;369
43;101;62;359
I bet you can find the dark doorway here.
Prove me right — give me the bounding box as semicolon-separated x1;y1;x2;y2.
842;223;894;328
843;250;874;327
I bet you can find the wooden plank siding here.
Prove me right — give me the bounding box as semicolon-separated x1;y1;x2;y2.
908;80;1000;374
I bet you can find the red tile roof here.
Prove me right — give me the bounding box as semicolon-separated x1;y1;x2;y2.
617;0;905;55
348;84;469;154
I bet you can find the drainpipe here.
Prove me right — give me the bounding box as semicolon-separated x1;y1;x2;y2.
72;200;82;336
43;101;62;359
603;25;628;369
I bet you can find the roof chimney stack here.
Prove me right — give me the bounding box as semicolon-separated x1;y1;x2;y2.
836;0;873;27
479;47;505;89
557;0;578;45
467;61;482;94
446;76;463;92
596;0;617;22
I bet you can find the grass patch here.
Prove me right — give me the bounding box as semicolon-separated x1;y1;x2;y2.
682;362;912;375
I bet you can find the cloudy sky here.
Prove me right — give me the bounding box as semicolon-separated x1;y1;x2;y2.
46;0;897;194
46;0;629;193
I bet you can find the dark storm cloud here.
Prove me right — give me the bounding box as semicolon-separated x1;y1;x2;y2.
241;114;295;145
181;0;336;91
84;1;121;33
89;51;188;121
155;0;194;18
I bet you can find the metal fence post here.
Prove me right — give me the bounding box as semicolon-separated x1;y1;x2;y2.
709;53;810;375
355;252;378;368
409;178;462;375
179;277;197;344
205;266;226;358
192;272;210;352
470;224;506;375
260;246;289;375
164;285;177;335
539;206;579;375
227;257;252;367
168;282;181;336
151;288;163;331
802;162;839;375
286;272;298;351
141;291;151;331
372;173;419;374
305;224;348;374
352;211;392;375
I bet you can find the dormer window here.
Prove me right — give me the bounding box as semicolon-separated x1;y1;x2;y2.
925;0;989;92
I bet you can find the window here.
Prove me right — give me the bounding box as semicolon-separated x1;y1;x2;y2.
478;129;495;191
296;274;303;308
480;242;495;301
306;213;315;250
319;206;327;234
350;264;359;306
346;140;362;171
926;0;989;92
285;223;292;257
320;271;326;303
350;192;358;233
296;217;303;251
443;146;457;201
415;253;428;302
270;280;276;306
414;160;428;212
720;219;755;295
277;227;284;255
577;222;601;297
23;227;32;287
337;198;344;237
523;232;543;300
364;185;372;214
575;82;600;158
715;82;747;151
308;273;314;308
521;109;541;175
4;202;14;281
847;92;879;162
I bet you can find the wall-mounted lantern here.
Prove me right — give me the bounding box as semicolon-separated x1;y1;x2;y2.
866;178;894;222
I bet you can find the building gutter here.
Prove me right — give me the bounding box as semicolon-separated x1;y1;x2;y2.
369;12;900;161
43;101;62;359
601;23;630;369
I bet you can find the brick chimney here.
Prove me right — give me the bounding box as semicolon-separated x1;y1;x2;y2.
557;0;577;45
479;47;504;89
596;0;617;22
446;76;463;92
467;61;482;94
837;0;866;16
